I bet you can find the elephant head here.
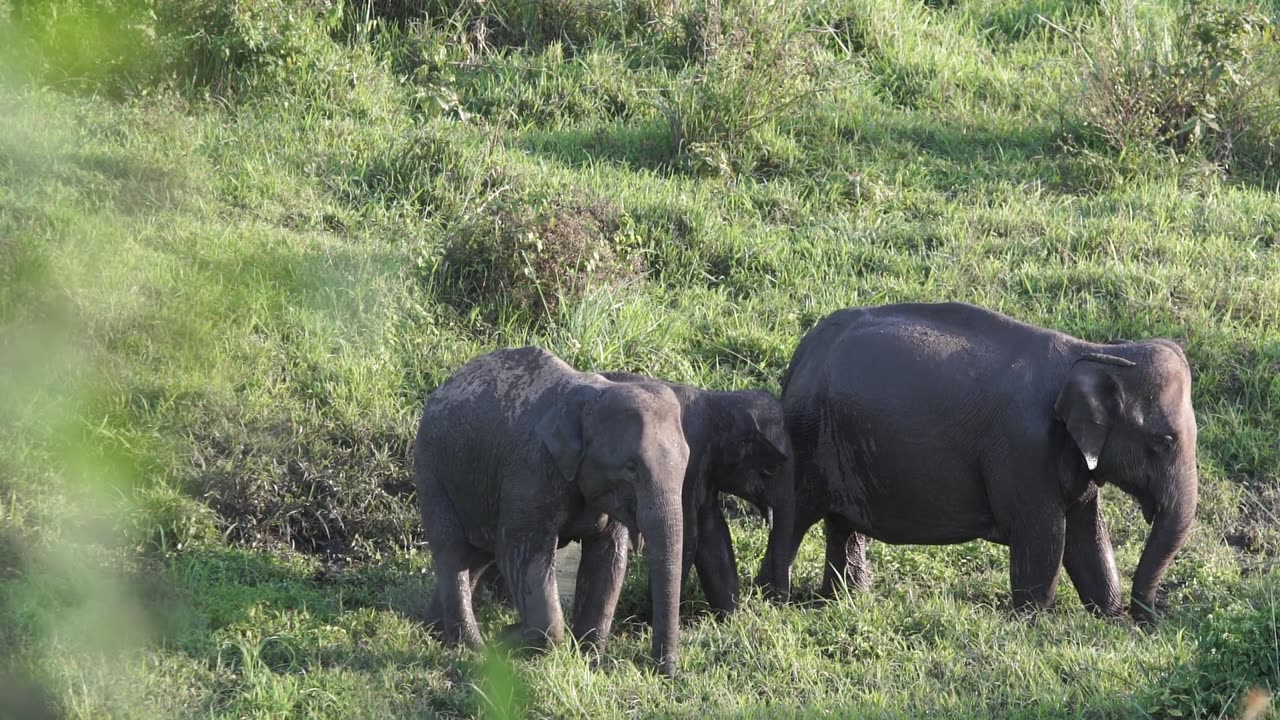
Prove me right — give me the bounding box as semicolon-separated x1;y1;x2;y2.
1054;340;1198;622
537;381;690;676
709;390;794;597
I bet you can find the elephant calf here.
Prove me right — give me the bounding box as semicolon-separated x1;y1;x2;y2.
602;373;793;616
764;302;1198;622
414;347;690;676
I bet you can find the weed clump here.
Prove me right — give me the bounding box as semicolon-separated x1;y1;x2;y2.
352;0;680;54
1075;0;1280;181
663;0;828;177
1148;581;1280;718
433;192;644;323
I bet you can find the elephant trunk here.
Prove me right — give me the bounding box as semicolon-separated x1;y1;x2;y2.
1130;472;1197;622
638;490;682;678
756;458;795;601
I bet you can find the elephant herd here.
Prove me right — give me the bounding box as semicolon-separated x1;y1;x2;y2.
413;302;1199;677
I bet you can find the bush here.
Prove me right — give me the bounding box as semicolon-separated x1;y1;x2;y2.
1075;0;1280;179
432;190;644;323
156;0;354;95
348;0;680;54
662;0;828;177
125;486;221;554
6;0;161;95
1148;583;1280;718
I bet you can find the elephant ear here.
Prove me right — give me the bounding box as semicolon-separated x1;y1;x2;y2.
1054;353;1134;471
536;385;600;481
747;407;789;465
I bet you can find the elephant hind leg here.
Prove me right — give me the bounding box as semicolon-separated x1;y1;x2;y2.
820;515;872;597
1063;493;1124;617
571;521;629;651
431;563;484;647
419;465;484;646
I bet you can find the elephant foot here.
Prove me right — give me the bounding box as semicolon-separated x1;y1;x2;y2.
497;622;561;653
1129;600;1160;627
752;574;790;603
433;621;484;649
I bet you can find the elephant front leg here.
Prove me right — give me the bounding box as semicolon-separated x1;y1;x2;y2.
430;561;484;648
425;560;495;627
693;506;740;616
571;521;629;651
498;535;565;651
754;512;819;600
1009;513;1067;613
1062;493;1124;617
819;515;871;597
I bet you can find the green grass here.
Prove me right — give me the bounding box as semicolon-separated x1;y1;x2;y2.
1;0;1279;717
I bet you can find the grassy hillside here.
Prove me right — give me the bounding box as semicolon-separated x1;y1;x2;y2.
1;0;1278;717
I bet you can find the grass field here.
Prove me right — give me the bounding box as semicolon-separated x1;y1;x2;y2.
1;0;1279;717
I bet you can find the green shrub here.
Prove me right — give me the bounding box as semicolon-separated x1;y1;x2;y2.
125;485;221;554
6;0;161;95
155;0;349;94
1075;0;1280;179
1148;582;1280;718
662;0;828;176
431;190;644;323
349;0;680;54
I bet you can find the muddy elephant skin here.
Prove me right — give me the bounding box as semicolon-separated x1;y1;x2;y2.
415;347;690;676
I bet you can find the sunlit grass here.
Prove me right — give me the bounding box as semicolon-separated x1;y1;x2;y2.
1;0;1278;717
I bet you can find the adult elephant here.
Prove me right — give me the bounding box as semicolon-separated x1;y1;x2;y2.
759;302;1198;622
601;372;792;616
415;347;690;676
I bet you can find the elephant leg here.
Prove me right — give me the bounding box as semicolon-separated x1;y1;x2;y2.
498;534;565;651
693;506;739;616
419;465;484;646
431;560;484;647
571;521;629;651
755;511;819;598
819;515;871;597
1062;493;1124;617
425;560;493;627
473;562;508;603
1009;512;1067;613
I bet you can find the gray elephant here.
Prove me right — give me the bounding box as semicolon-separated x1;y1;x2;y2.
760;302;1198;622
601;372;792;616
414;347;690;676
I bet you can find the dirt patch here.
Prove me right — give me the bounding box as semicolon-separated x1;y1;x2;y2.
189;421;418;559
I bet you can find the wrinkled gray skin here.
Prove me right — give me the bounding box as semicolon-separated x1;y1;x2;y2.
759;303;1198;622
600;372;792;616
415;347;690;677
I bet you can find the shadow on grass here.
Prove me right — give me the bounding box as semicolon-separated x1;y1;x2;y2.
516;103;1112;198
519;119;679;175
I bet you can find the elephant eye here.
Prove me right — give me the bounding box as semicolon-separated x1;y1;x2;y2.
1153;433;1176;451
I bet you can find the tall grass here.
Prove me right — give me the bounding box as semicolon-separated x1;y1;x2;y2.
1;0;1279;717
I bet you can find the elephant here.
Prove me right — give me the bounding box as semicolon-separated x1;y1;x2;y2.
759;302;1198;622
414;347;691;677
600;372;792;616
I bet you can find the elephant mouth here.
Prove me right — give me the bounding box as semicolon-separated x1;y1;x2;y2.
757;503;774;528
1139;495;1157;524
